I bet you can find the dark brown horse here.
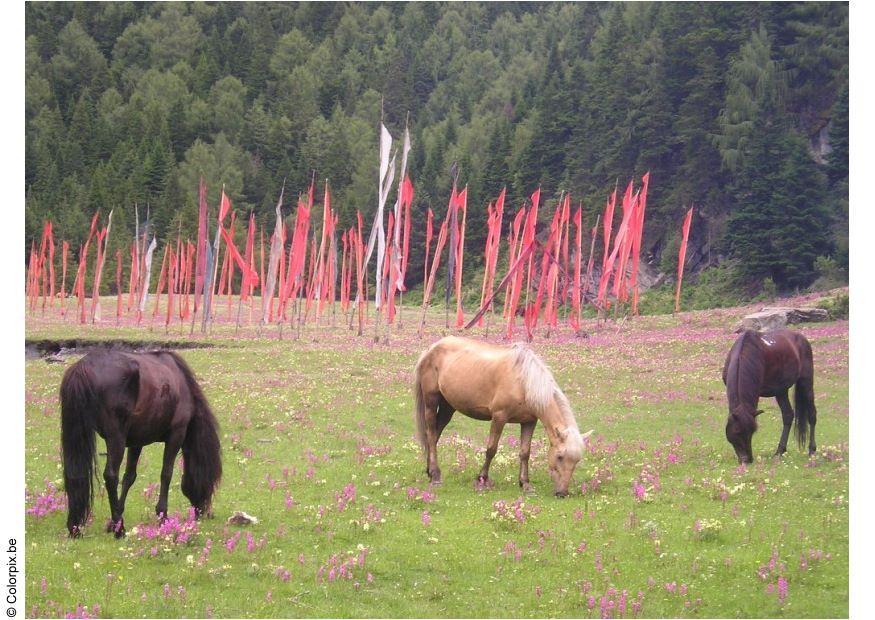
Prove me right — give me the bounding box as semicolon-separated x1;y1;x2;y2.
60;349;221;538
722;329;817;464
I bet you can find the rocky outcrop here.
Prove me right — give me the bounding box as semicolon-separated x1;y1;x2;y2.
735;306;830;332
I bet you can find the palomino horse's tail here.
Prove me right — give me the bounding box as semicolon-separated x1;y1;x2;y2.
60;359;99;537
165;351;222;516
412;349;429;449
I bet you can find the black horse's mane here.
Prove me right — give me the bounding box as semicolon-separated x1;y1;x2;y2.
727;330;765;434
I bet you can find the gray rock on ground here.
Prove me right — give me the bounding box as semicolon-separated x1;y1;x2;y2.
735;306;829;332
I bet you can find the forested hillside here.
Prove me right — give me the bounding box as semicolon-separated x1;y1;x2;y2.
25;2;848;295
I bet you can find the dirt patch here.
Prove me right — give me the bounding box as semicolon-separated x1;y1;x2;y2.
25;339;217;362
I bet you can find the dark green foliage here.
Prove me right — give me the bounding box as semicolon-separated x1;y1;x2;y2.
25;2;848;295
815;288;849;320
723;121;832;291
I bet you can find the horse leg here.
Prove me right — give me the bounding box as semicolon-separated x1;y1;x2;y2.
102;435;126;538
422;395;447;484
155;429;185;520
117;445;142;519
774;391;794;457
477;417;506;487
518;420;536;493
435;400;455;442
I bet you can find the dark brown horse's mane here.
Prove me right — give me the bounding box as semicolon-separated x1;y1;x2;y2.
727;330;765;433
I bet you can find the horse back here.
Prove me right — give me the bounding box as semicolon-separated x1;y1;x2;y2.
424;337;527;419
71;350;140;413
94;350;193;445
758;329;809;392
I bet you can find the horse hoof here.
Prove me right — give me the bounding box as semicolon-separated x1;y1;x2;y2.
521;483;534;494
113;526;126;539
68;526;82;539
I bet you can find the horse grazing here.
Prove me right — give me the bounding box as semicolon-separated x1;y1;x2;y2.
60;349;222;538
722;329;817;464
413;336;592;496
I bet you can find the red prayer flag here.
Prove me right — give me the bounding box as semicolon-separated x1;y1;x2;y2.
630;172;650;315
424;209;434;285
675;207;694;313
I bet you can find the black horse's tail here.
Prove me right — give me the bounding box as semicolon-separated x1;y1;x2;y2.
794;376;816;450
166;352;222;516
60;360;98;537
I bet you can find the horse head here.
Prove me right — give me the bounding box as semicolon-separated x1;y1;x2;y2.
548;428;593;497
725;408;761;464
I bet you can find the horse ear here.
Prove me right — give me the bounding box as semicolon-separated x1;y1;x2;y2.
753;409;763;417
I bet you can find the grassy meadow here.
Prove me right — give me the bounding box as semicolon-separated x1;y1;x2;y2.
24;295;849;618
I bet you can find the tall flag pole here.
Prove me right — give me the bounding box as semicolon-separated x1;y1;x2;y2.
444;177;458;329
354;211;365;336
190;178;209;335
417;217;450;338
204;186;230;332
630;171;650;316
504;208;526;338
675;207;694;313
128;241;138;313
389;120;411;330
570;205;584;331
90;210;112;323
152;243;169;323
582;214;599;310
46;221;55;309
424;209;434;286
597;191;635;313
78;212;100;324
130;204;140;313
454;187;468;328
362;119;395;340
115;249;123;324
60;241;69;317
398;175;414;327
137;236;157;324
261;183;286;327
601;185;617;281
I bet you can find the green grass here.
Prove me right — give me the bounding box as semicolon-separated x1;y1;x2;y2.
24;298;848;617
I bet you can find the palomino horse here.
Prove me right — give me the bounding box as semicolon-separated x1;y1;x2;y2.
413;336;592;496
722;329;817;464
60;349;222;538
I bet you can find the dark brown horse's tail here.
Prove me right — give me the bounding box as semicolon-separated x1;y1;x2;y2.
793;337;816;450
166;352;222;516
60;359;98;537
794;378;814;449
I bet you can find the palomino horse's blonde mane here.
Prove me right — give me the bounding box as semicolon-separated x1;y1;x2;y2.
510;343;583;450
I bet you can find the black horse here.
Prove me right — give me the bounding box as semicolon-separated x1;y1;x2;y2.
60;349;221;538
722;329;817;464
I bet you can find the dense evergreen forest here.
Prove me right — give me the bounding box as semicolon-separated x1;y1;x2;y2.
25;2;848;296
